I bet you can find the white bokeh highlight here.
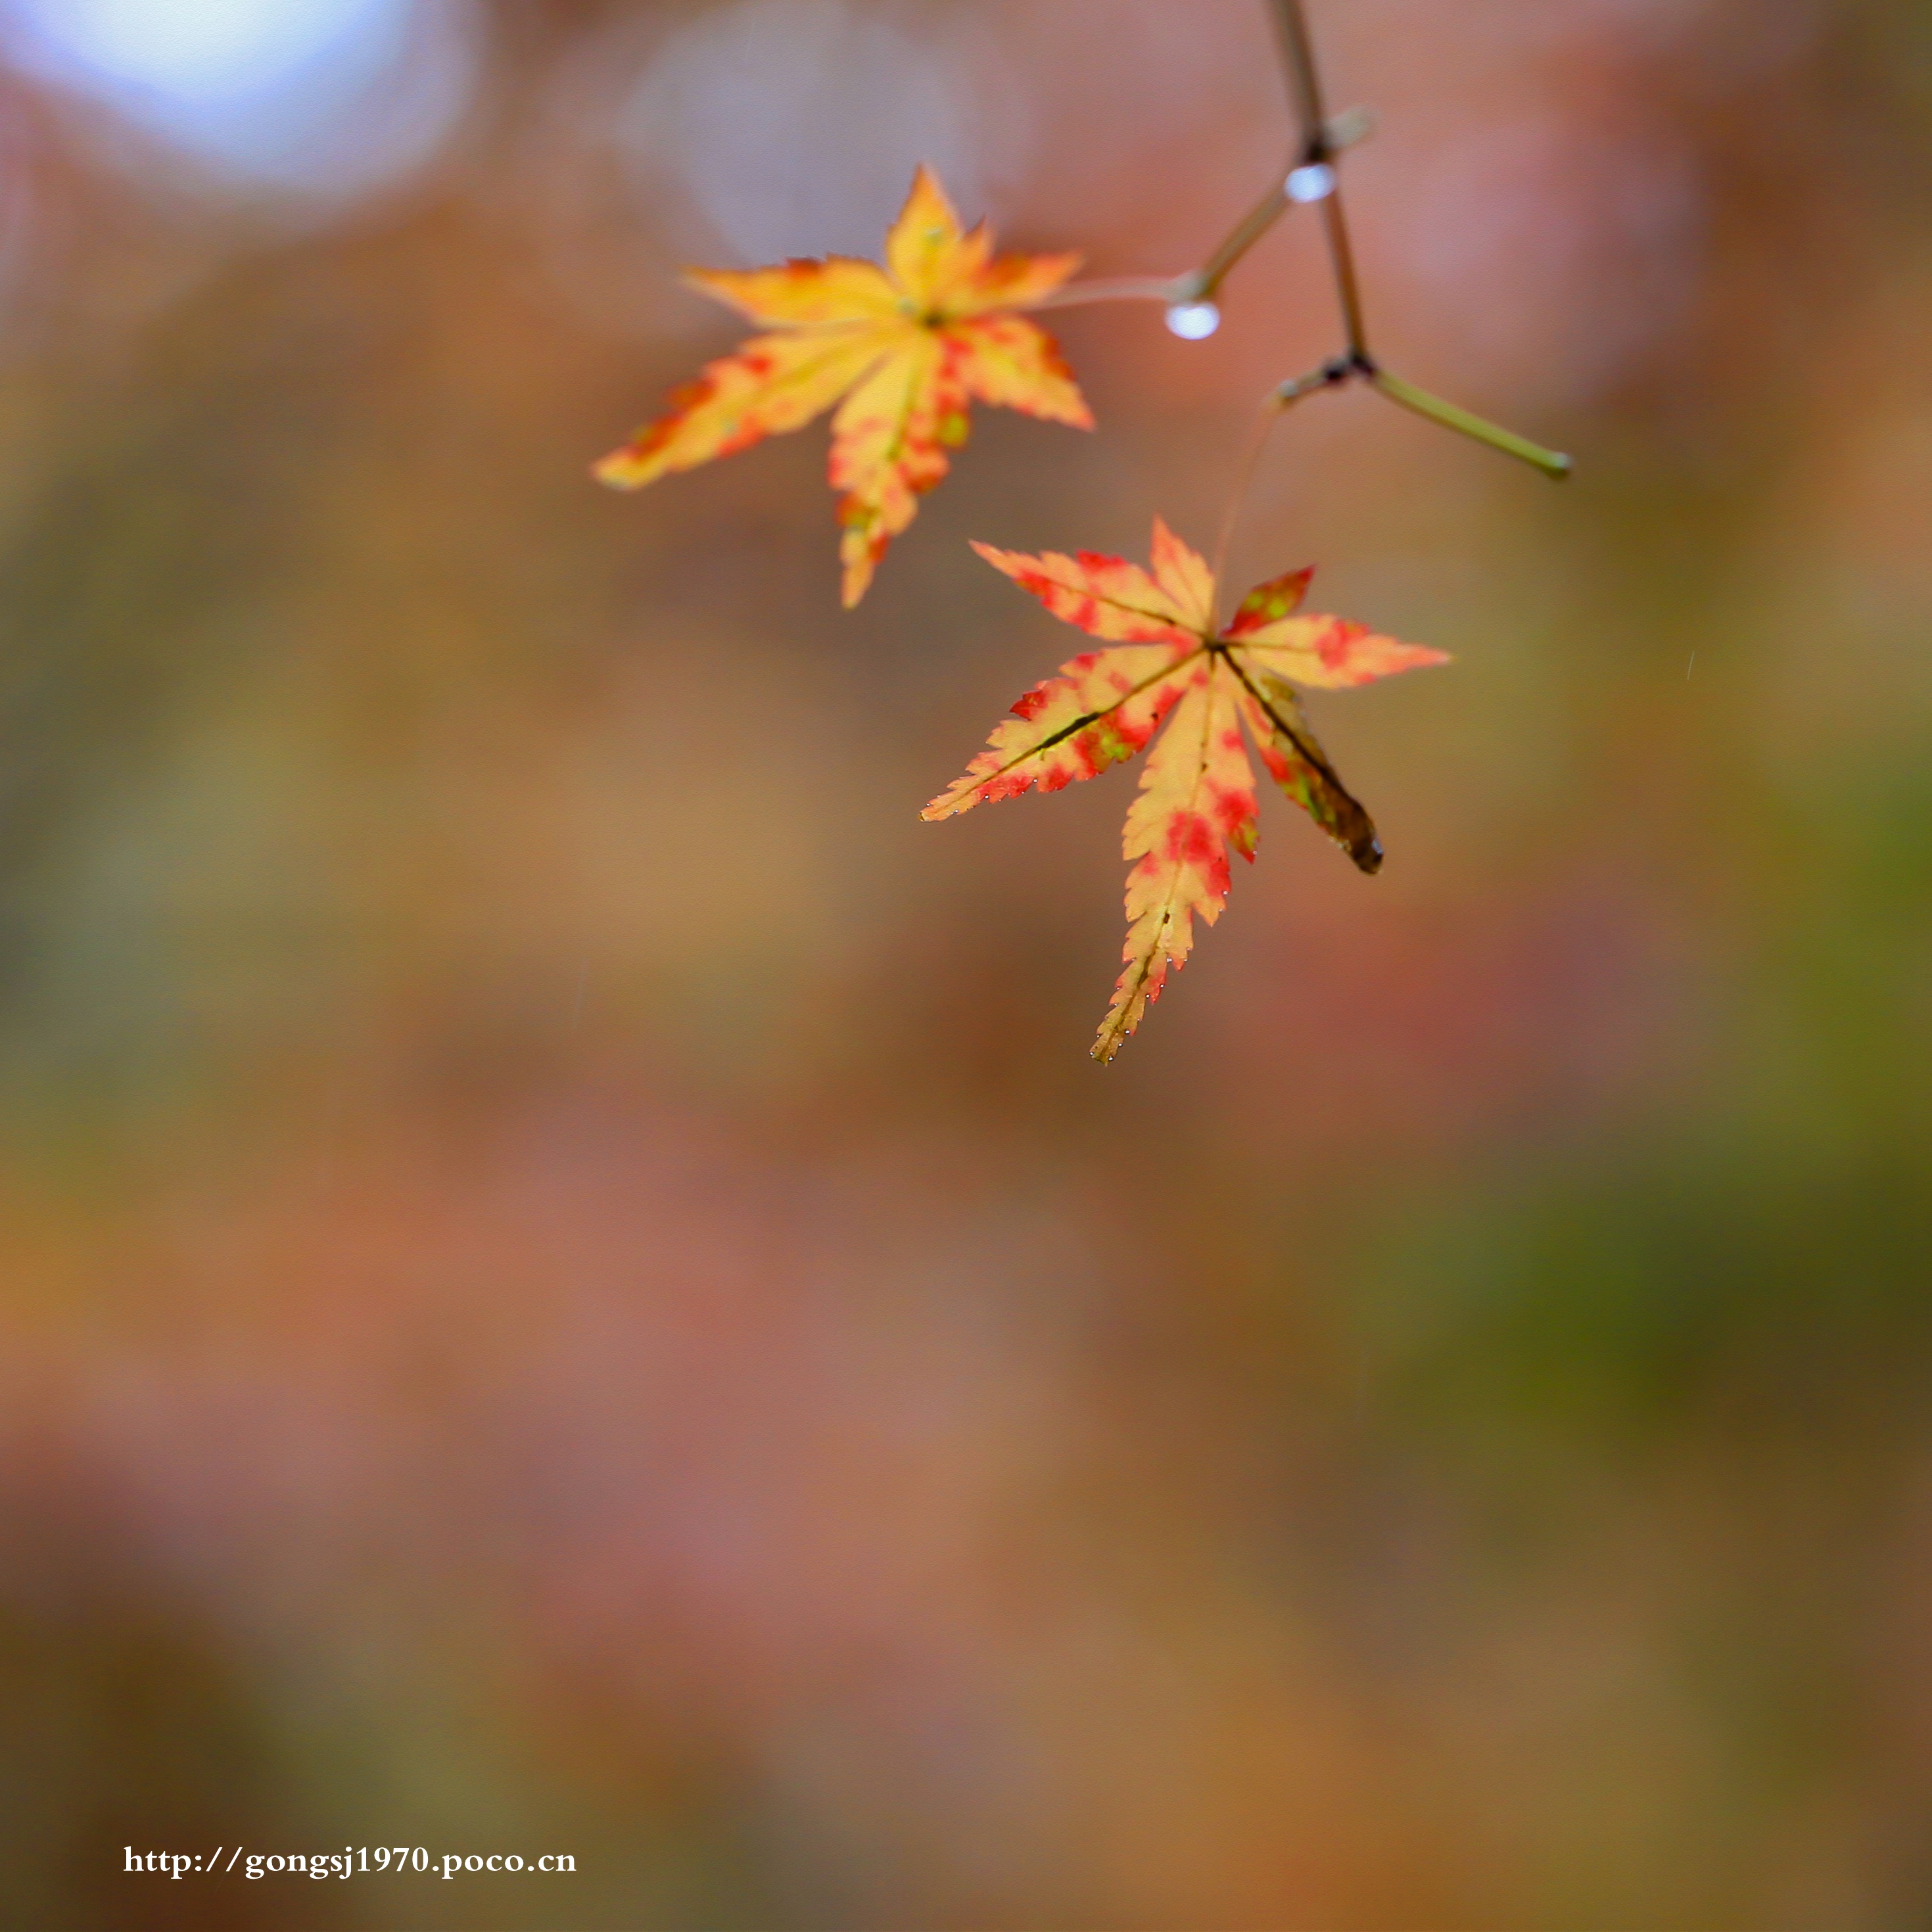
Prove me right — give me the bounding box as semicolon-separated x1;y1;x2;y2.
613;0;1012;267
0;0;477;199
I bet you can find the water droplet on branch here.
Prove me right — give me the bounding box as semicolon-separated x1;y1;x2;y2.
1165;300;1220;340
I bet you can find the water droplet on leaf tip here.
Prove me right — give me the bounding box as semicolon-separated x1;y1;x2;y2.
1286;162;1338;203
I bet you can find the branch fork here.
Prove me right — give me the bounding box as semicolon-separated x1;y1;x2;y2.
1037;0;1570;497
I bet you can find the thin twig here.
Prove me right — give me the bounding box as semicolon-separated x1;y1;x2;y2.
1273;355;1359;406
1194;184;1290;303
1267;0;1330;147
1169;0;1344;314
1048;0;1569;609
1270;0;1370;356
1235;0;1570;479
1316;191;1370;357
1177;112;1375;304
1141;0;1385;319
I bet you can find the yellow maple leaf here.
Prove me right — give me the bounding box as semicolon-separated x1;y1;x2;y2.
596;167;1093;607
925;521;1449;1059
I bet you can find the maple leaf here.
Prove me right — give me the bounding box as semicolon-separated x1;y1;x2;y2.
595;166;1092;607
924;520;1448;1060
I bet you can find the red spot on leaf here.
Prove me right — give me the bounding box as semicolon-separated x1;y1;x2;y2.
1319;620;1363;669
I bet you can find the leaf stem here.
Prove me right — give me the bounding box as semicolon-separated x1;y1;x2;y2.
1369;369;1572;479
1208;361;1357;621
1027;275;1187;310
1209;398;1285;624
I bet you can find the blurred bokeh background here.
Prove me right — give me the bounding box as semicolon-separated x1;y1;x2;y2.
0;0;1927;1925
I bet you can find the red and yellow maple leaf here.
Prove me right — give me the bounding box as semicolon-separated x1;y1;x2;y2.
595;166;1091;607
924;520;1448;1059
